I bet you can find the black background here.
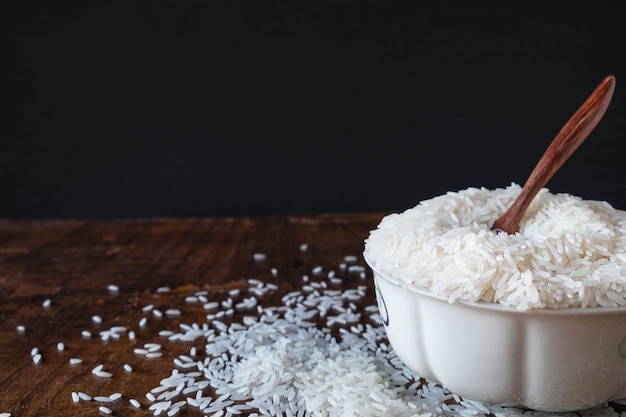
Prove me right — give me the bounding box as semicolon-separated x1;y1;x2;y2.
2;0;626;219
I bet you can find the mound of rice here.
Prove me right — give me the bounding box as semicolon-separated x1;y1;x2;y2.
364;184;626;310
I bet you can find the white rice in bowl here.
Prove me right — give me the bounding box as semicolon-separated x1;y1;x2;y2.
364;184;626;310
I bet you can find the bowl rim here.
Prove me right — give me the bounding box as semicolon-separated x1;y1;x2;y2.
363;252;626;316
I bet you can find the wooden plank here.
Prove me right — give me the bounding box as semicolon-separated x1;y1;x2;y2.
3;214;623;416
0;214;384;416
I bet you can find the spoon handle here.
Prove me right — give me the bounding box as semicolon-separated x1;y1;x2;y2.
492;75;616;234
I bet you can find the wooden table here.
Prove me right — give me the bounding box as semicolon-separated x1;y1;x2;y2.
0;214;385;416
2;214;624;417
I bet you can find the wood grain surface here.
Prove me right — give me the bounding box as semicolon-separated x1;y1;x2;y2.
0;214;384;416
1;214;624;416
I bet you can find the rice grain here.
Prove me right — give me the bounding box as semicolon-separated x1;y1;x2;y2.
98;406;112;415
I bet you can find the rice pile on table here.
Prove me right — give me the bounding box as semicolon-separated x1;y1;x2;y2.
364;184;626;310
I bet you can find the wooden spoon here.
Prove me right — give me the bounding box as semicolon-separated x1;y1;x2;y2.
491;75;616;234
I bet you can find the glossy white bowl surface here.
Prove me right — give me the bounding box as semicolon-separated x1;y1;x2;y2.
366;255;626;412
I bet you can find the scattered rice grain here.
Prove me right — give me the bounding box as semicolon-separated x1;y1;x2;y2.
98;406;112;415
78;392;92;401
94;396;113;402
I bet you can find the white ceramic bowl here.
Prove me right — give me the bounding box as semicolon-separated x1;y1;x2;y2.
365;255;626;412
